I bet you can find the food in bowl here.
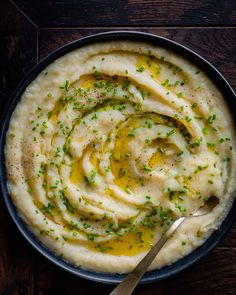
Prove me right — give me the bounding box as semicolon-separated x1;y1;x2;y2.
5;40;236;274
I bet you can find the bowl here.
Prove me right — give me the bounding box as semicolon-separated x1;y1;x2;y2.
0;31;236;284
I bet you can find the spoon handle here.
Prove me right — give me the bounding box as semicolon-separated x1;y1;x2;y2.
109;217;186;295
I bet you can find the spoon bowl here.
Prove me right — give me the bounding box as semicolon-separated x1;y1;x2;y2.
110;196;219;295
193;197;219;217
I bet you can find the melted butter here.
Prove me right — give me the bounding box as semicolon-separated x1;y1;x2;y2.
110;115;170;191
149;149;166;168
87;226;156;256
110;117;143;191
70;151;99;185
111;157;137;192
149;141;180;169
136;54;162;81
70;159;84;185
136;54;188;98
76;137;85;143
90;151;99;168
80;75;96;90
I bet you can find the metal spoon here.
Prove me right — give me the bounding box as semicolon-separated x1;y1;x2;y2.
110;196;219;295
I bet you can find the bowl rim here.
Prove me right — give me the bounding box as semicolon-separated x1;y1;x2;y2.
0;30;236;285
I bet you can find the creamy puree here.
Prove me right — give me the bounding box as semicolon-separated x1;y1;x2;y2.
5;41;236;273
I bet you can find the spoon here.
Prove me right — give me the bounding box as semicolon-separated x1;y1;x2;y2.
110;196;219;295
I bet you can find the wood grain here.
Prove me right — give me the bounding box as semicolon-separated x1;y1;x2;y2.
1;1;236;294
0;0;38;113
14;0;236;27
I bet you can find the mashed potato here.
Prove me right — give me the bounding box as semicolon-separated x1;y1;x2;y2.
5;41;236;273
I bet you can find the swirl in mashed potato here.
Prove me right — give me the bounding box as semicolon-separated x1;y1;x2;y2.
5;41;236;273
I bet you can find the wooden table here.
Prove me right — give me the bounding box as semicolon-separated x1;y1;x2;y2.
1;1;236;294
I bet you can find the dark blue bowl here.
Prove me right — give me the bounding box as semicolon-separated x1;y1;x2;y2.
0;31;236;284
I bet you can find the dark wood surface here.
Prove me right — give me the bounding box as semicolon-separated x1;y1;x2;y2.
1;1;236;294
